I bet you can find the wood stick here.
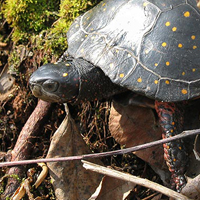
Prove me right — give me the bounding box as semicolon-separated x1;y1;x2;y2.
0;128;199;167
1;100;51;199
82;160;191;200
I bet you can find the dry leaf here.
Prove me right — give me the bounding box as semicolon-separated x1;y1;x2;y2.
0;64;15;94
11;178;34;200
89;176;136;200
33;163;48;189
194;135;200;161
150;193;163;200
181;174;200;199
109;101;169;181
109;101;163;162
47;105;103;200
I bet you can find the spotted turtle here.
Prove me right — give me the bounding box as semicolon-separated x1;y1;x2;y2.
29;0;200;192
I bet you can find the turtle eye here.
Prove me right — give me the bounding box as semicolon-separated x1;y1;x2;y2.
43;80;59;92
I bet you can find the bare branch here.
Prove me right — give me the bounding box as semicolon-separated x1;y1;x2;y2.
0;128;199;167
82;160;191;200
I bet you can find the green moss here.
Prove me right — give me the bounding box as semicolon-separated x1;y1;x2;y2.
42;0;101;56
28;0;101;60
2;0;101;72
59;0;95;21
2;0;60;43
2;0;100;44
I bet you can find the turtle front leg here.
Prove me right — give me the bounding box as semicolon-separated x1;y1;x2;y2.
155;101;188;192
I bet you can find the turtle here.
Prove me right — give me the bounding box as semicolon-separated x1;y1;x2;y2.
29;0;200;192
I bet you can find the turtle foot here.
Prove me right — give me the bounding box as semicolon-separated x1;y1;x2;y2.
155;100;188;192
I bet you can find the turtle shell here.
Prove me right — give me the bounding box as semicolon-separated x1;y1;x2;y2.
66;0;200;102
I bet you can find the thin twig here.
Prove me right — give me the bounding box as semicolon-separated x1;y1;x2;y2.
0;129;199;167
82;160;191;200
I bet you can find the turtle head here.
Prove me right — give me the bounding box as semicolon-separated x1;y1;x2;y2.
29;62;80;103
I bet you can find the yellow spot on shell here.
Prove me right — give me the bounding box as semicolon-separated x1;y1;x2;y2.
166;61;170;66
191;35;196;40
137;77;142;83
179;146;182;150
165;21;170;26
173;158;176;162
110;63;114;68
182;89;188;94
85;35;88;37
172;27;177;32
154;80;158;84
65;63;70;66
102;3;106;6
162;42;167;47
172;122;175;125
184;11;190;17
143;2;149;7
63;73;68;77
155;63;158;67
193;68;196;72
165;80;170;84
171;129;174;133
119;73;124;78
81;48;84;53
193;45;197;49
178;43;183;48
182;72;185;75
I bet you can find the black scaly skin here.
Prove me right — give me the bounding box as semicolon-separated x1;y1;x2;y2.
58;55;126;102
74;59;126;102
155;101;188;192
